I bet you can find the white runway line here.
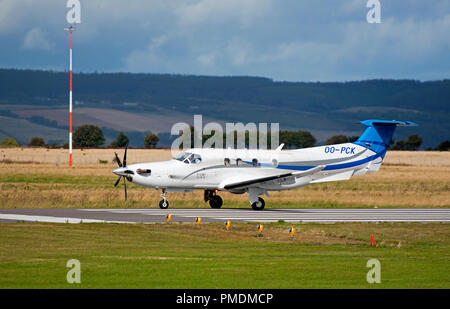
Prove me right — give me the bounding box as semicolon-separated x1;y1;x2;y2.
0;214;134;224
2;209;448;224
78;208;450;223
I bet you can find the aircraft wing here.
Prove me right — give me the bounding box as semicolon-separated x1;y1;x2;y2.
223;165;325;190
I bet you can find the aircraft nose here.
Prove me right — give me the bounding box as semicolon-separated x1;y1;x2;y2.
113;167;127;177
113;167;135;177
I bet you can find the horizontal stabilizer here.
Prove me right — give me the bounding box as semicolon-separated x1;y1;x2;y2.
359;120;418;127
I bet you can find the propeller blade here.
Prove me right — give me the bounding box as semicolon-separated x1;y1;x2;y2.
123;176;127;201
114;176;121;187
114;152;122;167
123;144;128;167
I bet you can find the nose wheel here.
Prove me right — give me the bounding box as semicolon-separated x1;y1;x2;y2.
159;189;169;209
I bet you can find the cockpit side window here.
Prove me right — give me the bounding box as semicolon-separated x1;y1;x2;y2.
191;154;202;164
174;152;201;164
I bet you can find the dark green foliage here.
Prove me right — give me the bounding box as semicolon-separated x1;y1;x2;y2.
144;133;160;148
73;125;105;147
391;134;423;150
325;135;359;145
405;134;423;150
0;138;19;147
28;137;45;147
280;130;316;148
437;140;450;151
1;69;448;114
347;136;359;143
391;140;406;150
325;135;348;145
111;132;129;148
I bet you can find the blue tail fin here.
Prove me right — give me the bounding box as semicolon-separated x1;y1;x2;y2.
354;120;418;157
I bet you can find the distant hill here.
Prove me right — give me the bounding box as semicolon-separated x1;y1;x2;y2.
0;68;449;148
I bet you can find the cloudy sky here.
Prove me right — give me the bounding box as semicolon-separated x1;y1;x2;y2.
1;0;449;81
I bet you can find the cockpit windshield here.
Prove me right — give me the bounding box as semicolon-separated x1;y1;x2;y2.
173;152;202;164
174;152;192;161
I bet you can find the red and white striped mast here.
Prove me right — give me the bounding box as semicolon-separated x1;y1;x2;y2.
65;0;81;167
64;25;75;167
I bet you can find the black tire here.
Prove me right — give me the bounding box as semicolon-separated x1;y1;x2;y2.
159;199;169;209
251;197;265;211
209;195;223;209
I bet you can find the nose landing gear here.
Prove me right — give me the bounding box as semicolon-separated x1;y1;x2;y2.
204;190;223;209
159;189;169;209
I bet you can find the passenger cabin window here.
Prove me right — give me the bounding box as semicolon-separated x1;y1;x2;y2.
173;152;202;164
224;158;230;166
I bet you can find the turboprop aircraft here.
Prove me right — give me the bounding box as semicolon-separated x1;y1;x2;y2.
113;120;417;210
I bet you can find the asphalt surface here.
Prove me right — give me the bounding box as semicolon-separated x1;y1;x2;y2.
0;208;449;224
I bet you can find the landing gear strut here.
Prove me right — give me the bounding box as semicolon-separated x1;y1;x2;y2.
159;189;169;209
248;188;266;211
204;190;223;209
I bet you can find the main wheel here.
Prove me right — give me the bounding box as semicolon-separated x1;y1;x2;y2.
209;195;223;209
251;197;265;211
159;199;169;209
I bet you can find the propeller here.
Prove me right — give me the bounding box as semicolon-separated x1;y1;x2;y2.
113;144;131;201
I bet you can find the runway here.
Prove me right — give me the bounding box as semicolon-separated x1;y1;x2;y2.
0;208;449;224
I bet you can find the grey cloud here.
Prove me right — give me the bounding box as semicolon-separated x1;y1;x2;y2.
22;27;52;51
0;0;449;81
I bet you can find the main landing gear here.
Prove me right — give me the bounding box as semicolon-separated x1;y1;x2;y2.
251;197;265;211
158;188;266;210
248;188;266;211
159;189;169;209
204;190;223;209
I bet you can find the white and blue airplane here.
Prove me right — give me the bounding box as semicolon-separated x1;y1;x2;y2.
113;120;417;210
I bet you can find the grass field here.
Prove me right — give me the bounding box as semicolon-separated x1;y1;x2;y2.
0;221;449;288
0;149;448;208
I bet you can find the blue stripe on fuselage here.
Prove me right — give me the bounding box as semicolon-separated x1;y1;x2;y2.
244;148;386;172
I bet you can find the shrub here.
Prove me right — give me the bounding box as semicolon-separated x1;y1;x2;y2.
28;137;45;147
144;133;160;148
73;125;105;147
1;138;20;147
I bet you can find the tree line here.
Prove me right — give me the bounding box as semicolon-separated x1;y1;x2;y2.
2;124;448;151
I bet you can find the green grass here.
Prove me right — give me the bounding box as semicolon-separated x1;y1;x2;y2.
0;222;448;288
1;173;447;192
1;172;448;209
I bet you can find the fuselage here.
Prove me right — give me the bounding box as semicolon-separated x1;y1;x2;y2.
115;142;381;193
